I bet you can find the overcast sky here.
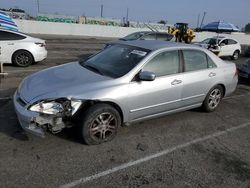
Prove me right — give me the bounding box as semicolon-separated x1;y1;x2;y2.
0;0;249;28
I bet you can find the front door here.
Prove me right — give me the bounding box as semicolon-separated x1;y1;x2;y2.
128;50;183;121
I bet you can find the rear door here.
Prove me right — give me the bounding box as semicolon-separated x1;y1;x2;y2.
128;50;183;121
0;30;26;63
180;49;218;107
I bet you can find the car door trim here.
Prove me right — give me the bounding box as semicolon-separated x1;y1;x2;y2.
130;99;181;113
130;94;205;113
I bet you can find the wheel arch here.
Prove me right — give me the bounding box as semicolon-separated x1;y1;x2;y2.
212;83;226;97
75;100;125;124
11;49;35;64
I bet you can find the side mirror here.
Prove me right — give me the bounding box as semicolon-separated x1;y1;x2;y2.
220;43;225;47
139;71;156;81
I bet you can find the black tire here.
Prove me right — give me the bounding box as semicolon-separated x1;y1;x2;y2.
202;85;223;112
231;50;240;60
78;104;121;145
12;50;33;67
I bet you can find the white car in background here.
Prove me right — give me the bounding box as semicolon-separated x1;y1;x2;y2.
195;36;241;60
0;28;47;67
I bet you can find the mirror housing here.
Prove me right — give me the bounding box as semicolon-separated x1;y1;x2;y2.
139;71;156;81
220;43;225;47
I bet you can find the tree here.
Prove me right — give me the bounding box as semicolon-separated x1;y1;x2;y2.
158;20;167;25
245;23;250;33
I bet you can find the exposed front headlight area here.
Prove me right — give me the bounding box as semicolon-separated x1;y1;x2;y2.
29;101;64;115
14;94;84;137
28;99;82;116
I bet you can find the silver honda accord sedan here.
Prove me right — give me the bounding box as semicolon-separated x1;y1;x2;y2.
14;40;238;145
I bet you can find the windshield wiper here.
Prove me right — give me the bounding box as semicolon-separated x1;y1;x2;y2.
82;64;104;75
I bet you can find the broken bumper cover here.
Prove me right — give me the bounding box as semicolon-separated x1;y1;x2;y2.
14;91;45;137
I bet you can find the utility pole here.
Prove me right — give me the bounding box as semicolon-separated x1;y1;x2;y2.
100;4;103;17
197;14;200;29
37;0;40;13
200;11;207;29
126;8;129;23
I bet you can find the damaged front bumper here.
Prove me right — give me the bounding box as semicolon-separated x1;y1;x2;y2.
14;91;82;137
14;91;46;137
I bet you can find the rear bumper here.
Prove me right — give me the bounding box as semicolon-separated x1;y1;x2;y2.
33;48;48;62
13;91;45;137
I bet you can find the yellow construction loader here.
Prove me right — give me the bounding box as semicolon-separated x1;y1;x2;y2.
167;23;195;44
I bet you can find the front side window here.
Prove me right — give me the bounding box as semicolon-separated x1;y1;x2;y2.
202;38;221;45
122;32;143;41
220;39;228;45
80;44;150;78
183;50;208;72
0;31;26;40
143;50;179;77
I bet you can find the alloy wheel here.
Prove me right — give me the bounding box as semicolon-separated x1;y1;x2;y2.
208;88;222;109
15;53;30;66
89;112;117;141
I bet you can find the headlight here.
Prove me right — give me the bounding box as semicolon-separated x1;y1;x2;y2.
29;101;64;115
29;99;82;115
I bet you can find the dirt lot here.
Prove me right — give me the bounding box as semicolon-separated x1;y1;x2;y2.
0;36;250;188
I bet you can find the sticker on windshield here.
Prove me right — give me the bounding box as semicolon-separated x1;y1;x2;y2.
131;50;147;56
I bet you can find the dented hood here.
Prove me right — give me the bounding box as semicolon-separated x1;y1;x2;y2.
19;62;111;102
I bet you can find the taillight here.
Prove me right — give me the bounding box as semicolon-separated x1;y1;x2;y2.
35;42;46;47
235;68;239;76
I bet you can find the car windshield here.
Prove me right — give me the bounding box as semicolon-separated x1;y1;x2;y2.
80;44;150;78
202;38;221;45
122;32;144;41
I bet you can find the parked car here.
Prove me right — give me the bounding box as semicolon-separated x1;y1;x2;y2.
104;31;174;48
194;36;241;60
14;40;238;145
0;28;47;67
238;60;250;79
244;46;250;57
120;31;174;41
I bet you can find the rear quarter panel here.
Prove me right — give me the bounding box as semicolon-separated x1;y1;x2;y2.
219;61;238;97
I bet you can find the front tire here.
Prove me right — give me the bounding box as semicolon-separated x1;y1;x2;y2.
202;85;223;112
12;50;33;67
231;50;240;60
78;104;121;145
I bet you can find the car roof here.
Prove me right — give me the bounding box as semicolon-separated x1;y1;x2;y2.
0;28;27;36
210;36;237;41
111;40;195;51
129;31;172;35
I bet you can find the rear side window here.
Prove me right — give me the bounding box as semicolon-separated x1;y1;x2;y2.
228;39;237;45
183;50;209;72
207;55;217;68
143;50;179;77
0;31;26;40
156;34;172;41
141;34;156;40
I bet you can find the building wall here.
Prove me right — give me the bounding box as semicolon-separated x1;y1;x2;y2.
14;19;250;45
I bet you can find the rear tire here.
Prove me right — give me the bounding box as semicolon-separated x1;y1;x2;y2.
78;104;121;145
12;50;33;67
202;85;223;112
231;50;239;60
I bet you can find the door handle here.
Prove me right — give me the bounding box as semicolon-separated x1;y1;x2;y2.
171;79;182;85
8;43;14;45
209;72;216;77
